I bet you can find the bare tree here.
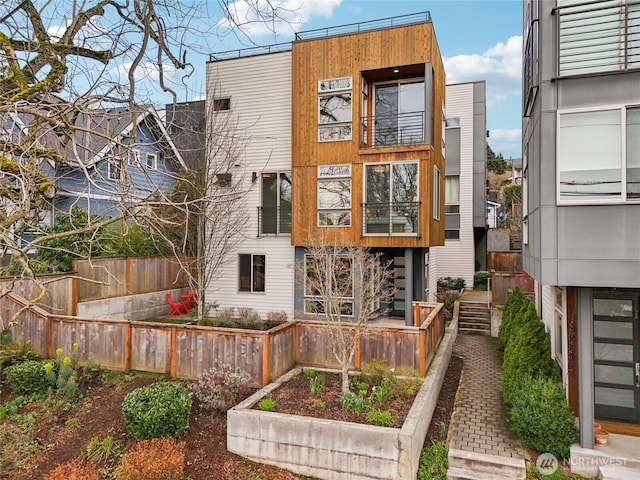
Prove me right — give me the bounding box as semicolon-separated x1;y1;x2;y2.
0;1;288;312
299;237;395;393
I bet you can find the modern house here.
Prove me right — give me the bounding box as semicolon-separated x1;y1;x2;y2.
205;13;448;324
52;106;186;219
432;82;488;286
522;0;640;472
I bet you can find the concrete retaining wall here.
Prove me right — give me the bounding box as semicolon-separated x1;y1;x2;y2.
227;322;457;480
76;288;185;321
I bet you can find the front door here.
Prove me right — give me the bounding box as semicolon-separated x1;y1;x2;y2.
593;292;640;423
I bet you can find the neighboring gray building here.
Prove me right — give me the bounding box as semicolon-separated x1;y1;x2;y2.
522;0;640;473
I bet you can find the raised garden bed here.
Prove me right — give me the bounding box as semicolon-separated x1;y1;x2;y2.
227;325;457;480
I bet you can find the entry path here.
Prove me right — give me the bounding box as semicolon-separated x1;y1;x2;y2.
447;334;526;480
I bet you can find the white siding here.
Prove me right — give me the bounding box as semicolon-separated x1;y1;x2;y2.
205;52;295;319
432;83;477;289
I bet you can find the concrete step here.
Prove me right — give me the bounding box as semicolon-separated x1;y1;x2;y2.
599;466;640;480
448;449;526;480
458;328;491;335
459;323;492;331
458;315;491;324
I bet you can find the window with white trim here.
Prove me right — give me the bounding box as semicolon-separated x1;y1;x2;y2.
303;254;353;316
558;106;640;203
144;152;157;169
317;164;351;226
445;175;460;240
318;77;352;142
108;158;122;180
239;254;265;293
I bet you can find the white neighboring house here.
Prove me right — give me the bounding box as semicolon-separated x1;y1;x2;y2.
430;82;488;294
205;50;295;319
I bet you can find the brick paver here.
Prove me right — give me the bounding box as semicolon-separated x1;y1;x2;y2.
449;334;525;459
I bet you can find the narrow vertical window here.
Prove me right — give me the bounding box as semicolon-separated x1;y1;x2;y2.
239;254;265;292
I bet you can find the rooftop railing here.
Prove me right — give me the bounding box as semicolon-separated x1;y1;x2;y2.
209;12;431;62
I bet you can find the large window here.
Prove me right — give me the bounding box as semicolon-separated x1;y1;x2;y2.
239;254;265;293
318;164;351;226
303;254;353;316
558;106;640;202
318;77;352;142
260;171;292;235
108;158;122;180
374;79;425;146
445;175;460;240
364;162;419;234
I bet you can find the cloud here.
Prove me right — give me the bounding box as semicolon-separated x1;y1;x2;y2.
218;0;343;37
488;129;522;159
444;35;522;108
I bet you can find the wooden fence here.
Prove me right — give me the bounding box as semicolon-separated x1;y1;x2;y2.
0;274;74;316
74;256;190;301
491;271;534;306
1;293;445;386
487;252;523;272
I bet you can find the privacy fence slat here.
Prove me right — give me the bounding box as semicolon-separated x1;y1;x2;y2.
1;293;445;386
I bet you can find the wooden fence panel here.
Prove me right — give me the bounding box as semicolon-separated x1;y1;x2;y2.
0;275;72;315
51;318;127;371
76;258;127;301
130;324;171;373
6;307;48;355
269;323;297;380
129;257;167;293
360;329;420;371
492;272;534;306
488;252;523;272
296;322;342;369
174;327;265;385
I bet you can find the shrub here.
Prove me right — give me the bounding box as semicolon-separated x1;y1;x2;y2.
45;459;100;480
190;364;251;412
437;276;465;292
86;435;123;466
436;290;460;323
211;316;234;327
501;305;558;405
5;359;51;396
473;271;491;290
417;442;448;480
258;397;275;411
498;287;528;349
218;306;235;318
510;375;577;458
267;311;287;322
237;307;255;319
114;437;185;480
122;382;192;440
0;340;39;367
361;358;394;386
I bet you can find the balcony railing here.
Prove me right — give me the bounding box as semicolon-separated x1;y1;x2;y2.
257;206;291;236
361;201;420;235
555;0;640;75
360;112;425;148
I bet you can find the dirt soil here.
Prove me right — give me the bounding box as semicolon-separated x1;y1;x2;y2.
0;356;463;480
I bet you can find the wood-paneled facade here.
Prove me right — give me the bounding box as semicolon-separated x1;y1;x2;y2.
291;21;446;248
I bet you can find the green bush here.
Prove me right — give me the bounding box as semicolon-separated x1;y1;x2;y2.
501;305;558;405
122;382;192;440
0;341;39;368
473;271;491;290
510;375;577;458
4;360;51;396
498;288;528;349
417;442;448;480
437;277;465;292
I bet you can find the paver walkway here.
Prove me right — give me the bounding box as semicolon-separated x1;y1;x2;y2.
449;334;525;459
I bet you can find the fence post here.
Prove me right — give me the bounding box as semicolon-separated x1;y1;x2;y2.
262;332;271;386
354;330;361;370
293;322;300;364
419;328;427;376
125;257;132;295
70;276;78;316
124;323;131;373
170;326;177;377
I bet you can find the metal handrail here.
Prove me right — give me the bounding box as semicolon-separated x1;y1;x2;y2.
360;111;425;148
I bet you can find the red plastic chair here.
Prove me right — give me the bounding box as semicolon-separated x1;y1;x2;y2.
165;293;184;316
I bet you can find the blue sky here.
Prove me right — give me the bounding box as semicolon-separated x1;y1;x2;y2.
182;0;523;159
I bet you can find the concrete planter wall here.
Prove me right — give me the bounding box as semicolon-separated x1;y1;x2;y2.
227;321;457;480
